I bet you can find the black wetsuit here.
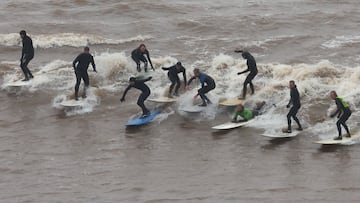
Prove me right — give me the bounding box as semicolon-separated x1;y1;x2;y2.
73;53;96;98
239;54;257;98
188;73;215;105
121;77;151;115
20;35;34;79
162;65;187;96
287;85;302;131
331;97;352;137
131;48;153;72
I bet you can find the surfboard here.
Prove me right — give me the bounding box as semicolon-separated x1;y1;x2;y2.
219;98;243;106
180;106;205;113
4;80;31;87
148;97;176;103
127;110;160;126
262;131;300;138
315;133;360;145
60;99;86;107
212;119;254;130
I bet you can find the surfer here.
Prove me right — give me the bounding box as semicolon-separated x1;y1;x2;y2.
232;102;265;122
19;30;34;81
72;46;97;100
186;68;216;107
285;80;302;133
330;91;352;140
235;50;258;99
162;62;187;98
131;44;154;72
120;76;152;117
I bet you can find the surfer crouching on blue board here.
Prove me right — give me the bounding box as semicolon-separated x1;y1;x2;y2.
120;77;152;117
232;102;265;122
162;62;187;98
285;80;303;133
186;68;216;107
330;91;352;140
235;50;258;99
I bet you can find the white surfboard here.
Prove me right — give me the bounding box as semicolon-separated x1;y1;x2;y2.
212;119;254;130
262;131;300;138
315;133;360;145
148;97;176;103
219;98;243;106
4;80;31;87
180;106;205;113
60;99;86;107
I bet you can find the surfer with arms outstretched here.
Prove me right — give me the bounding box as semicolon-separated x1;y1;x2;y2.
162;62;187;98
186;68;216;107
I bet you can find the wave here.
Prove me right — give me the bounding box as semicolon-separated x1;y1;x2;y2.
1;52;359;133
322;35;360;48
0;33;152;48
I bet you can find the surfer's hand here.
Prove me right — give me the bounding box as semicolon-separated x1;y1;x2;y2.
148;76;152;80
234;49;243;53
120;98;125;102
330;114;335;118
162;67;166;70
286;104;290;108
94;69;97;73
185;85;190;90
237;72;242;75
193;95;198;100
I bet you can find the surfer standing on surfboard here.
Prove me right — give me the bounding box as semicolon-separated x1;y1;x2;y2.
72;47;97;100
235;50;258;99
330;91;352;140
131;44;154;72
162;62;187;98
186;68;216;107
19;30;34;81
285;80;303;133
120;77;152;117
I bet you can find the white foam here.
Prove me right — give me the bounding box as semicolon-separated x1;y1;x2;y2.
322;35;360;48
0;33;152;48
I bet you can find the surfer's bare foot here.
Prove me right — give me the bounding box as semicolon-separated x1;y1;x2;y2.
334;136;342;140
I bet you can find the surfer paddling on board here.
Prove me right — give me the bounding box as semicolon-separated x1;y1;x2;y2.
235;50;258;99
232;102;265;122
72;46;97;100
131;44;154;72
330;91;352;140
284;80;303;133
186;68;216;107
120;76;152;117
19;30;34;81
162;62;187;98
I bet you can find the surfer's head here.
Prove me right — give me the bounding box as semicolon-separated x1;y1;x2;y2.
193;68;200;77
289;80;295;89
330;90;337;100
129;77;136;85
19;30;26;39
176;62;183;69
236;104;244;112
241;51;251;59
139;44;146;52
84;46;90;53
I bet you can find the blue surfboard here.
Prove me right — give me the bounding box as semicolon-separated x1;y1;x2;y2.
126;110;160;126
